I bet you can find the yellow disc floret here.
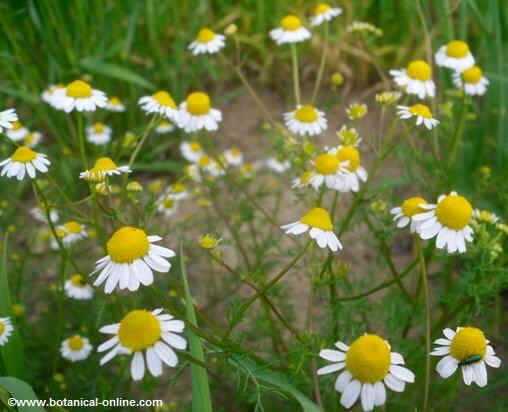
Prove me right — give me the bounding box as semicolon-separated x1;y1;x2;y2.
461;66;482;84
109;96;121;105
197;28;216;43
68;335;85;351
446;41;470;58
450;327;487;361
315;3;331;15
199;234;218;249
314;153;340;175
435;194;473;230
66;80;92;98
346;334;391;383
0;322;4;335
300;171;314;185
118;310;161;352
171;183;185;193
11;146;36;163
409;104;432;119
336;145;361;172
281;15;302;31
152;91;177;108
402;197;427;217
93;157;117;171
407;60;432;81
300;208;333;230
186;92;211;115
106;226;150;263
295;105;319;123
190;142;202;152
198;155;211;167
64;221;82;234
70;274;87;287
93;122;105;133
162;197;175;209
11;121;22;130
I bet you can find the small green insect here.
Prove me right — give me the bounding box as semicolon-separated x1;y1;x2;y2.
459;354;482;366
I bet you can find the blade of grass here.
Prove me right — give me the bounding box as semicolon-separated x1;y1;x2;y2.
0;377;45;412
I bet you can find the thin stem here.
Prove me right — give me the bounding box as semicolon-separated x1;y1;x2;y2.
127;114;158;169
76;112;88;169
291;43;301;105
447;95;468;164
311;22;329;104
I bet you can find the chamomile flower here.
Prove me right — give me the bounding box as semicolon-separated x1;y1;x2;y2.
91;226;175;294
105;96;126;112
138;91;179;121
55;221;88;246
52;80;107;113
178;92;222;133
284;105;327;136
86;122;112;145
473;209;499;225
60;335;93;362
156;120;175;134
157;196;178;217
223;147;244;166
431;327;501;387
240;163;255;179
292;171;315;189
41;84;64;107
309;153;344;190
281;207;342;252
310;3;342;27
328;145;368;192
79;157;131;181
188;28;226;55
318;334;415;411
0;109;18;134
390;60;436;99
31;205;59;223
346;21;383;37
270;15;311;45
0;146;50;180
23;131;43;147
0;317;14;346
64;273;94;300
197;155;224;178
180;141;204;163
6;121;29;141
397;104;439;130
435;41;475;72
390;197;428;233
266;157;291;173
452;65;489;96
346;103;368;121
337;126;361;146
413;191;474;254
98;308;186;381
166;183;189;201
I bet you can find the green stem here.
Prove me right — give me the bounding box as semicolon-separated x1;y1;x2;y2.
291;43;301;105
76;112;88;169
311;22;329;104
447;95;468;164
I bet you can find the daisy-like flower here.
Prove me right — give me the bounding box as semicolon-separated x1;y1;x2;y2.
413;191;474;253
317;334;415;411
138;90;179;122
281;207;342;252
337;125;361;146
52;80;107;113
375;91;401;106
346;21;383;37
310;3;342;27
292;171;315;189
5;121;29;142
86;122;112;145
23;131;43;148
309;153;344;190
435;40;475;72
188;27;226;55
346;103;368;121
31;205;59;223
197;155;224;178
0;317;14;346
0;109;19;134
98;308;186;381
223;147;244;167
452;65;489;96
473;209;499;225
397;104;439;130
157;196;178;217
240;163;255;179
180;141;204;163
41;84;65;107
166;182;189;201
328;145;368;192
390;197;428;233
105;96;126;112
431;327;501;387
178;92;222;133
390;60;436;99
0;146;50;180
54;221;88;246
60;335;93;362
266;157;291;173
91;226;175;294
284;105;327;136
79;157;131;182
155;120;175;134
64;273;94;300
270;15;311;45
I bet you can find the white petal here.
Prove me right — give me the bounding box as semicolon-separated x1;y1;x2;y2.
319;349;346;362
472;361;487;387
340;380;362;409
146;347;163;377
374;382;386;406
361;383;375;412
131;352;145;381
334;370;352;393
390;352;404;365
161;332;187;350
389;365;415;383
436;355;458;378
154;341;178;367
384;374;405;392
443;328;456;340
462;364;473;385
316;362;345;375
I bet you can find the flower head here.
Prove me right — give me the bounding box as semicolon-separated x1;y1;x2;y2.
337;126;361;146
223;147;244;167
189;28;226;55
155;120;175;134
435;41;475;72
138;90;179;122
270;15;311;45
106;96;126;112
52;80;107;113
5;121;29;142
390;197;428;232
375;91;401;105
53;221;87;247
0;146;50;180
310;3;342;26
61;335;93;362
390;60;436;99
79;157;131;181
199;234;220;249
284;105;327;136
453;65;489;96
0;109;18;134
0;317;13;346
178;92;222;133
157;196;177;217
346;103;367;120
397;104;439;129
180;141;204;163
64;273;94;300
327;145;368;192
86;122;112;145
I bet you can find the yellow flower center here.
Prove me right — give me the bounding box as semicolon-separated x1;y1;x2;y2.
315;3;331;15
295;105;319;123
162;197;174;209
314;153;340;175
0;322;4;335
152;91;177;108
93;157;117;172
435;194;473;230
401;197;427;217
11;121;22;130
93;122;105;133
346;334;391;383
199;234;218;249
461;65;482;84
336;145;361;172
409;104;432;119
109;96;121;105
11;146;36;163
68;335;85;351
230;147;241;157
407;60;432;81
446;40;470;58
70;274;87;287
300;207;333;230
56;228;66;238
66;80;92;98
190;142;202;152
197;28;216;43
281;15;302;31
198;155;211;167
64;221;82;234
171;183;185;193
118;310;161;352
24;133;37;145
186;92;211;115
450;327;487;361
106;226;150;264
300;171;314;184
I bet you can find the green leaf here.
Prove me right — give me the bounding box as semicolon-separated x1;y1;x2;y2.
0;377;45;412
180;245;213;412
